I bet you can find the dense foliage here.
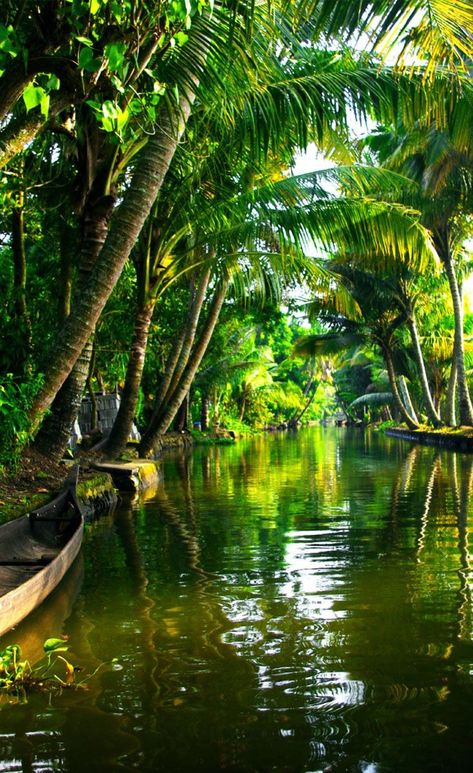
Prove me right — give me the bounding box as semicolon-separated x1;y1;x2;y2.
0;0;473;469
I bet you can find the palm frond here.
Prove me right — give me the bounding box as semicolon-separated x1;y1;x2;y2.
292;331;366;358
350;392;394;407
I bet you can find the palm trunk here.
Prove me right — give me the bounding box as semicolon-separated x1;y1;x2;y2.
200;393;210;431
28;65;202;433
398;376;419;424
11;190;32;372
290;380;319;427
175;395;189;431
445;360;457;426
102;300;156;459
406;314;442;426
238;391;247;422
33;194;115;460
152;267;211;421
382;343;419;429
439;230;473;425
139;280;228;456
164;267;212;403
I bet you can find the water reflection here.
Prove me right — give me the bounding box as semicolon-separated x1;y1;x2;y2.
1;429;473;772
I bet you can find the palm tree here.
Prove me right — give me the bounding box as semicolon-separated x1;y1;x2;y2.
363;97;473;424
295;266;422;427
24;0;472;441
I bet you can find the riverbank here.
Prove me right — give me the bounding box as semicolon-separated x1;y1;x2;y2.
385;425;473;452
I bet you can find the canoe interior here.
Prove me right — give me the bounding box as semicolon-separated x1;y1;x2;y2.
0;488;83;602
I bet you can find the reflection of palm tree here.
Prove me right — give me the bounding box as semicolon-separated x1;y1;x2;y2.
450;455;473;641
114;508;160;698
416;453;441;560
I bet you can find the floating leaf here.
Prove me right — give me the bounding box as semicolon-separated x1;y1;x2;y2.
43;638;69;654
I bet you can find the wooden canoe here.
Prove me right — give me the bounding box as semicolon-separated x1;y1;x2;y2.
0;467;84;638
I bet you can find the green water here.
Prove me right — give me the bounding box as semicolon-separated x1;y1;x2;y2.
1;428;473;772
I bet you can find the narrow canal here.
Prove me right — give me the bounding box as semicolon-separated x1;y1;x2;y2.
1;428;473;772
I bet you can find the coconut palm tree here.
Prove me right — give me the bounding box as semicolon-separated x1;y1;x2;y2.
362;94;473;424
24;0;473;442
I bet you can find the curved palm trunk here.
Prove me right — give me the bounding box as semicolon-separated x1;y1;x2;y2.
439;231;473;425
382;343;419;429
289;379;319;428
139;280;228;457
445;360;457;426
102;300;156;459
398;375;419;424
33;195;114;460
152;267;211;422
164;267;212;402
28;70;201;433
406;314;442;426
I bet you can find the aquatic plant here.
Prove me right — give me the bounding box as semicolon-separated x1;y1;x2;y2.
0;636;118;703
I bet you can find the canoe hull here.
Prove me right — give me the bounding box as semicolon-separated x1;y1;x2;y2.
0;517;84;638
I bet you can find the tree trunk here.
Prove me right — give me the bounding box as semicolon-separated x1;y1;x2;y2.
153;267;211;421
382;344;419;429
102;300;155;459
439;232;473;425
164;267;212;403
139;279;228;456
32;193;115;460
28;83;199;433
200;393;210;431
175;395;189;432
445;360;457;426
238;391;247;422
11;190;32;372
0;91;71;170
406;314;442;426
398;376;419;424
290;379;319;427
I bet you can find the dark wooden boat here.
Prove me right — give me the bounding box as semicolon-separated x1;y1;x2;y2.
0;467;84;637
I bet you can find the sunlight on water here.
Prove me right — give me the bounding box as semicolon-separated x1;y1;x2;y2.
1;428;473;772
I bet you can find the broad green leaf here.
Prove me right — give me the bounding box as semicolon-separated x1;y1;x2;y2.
102;100;118;120
105;42;126;71
40;92;50;118
23;84;45;112
78;46;101;72
43;637;69;653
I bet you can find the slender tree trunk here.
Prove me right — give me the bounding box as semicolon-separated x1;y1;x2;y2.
200;393;210;431
175;395;189;431
102;300;155;459
382;344;419;429
238;391;247;422
11;189;32;372
290;380;319;427
406;314;442;426
445;360;457;426
439;232;473;425
58;224;74;324
153;267;211;420
165;267;212;401
139;280;228;456
398;375;419;424
28;59;202;433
